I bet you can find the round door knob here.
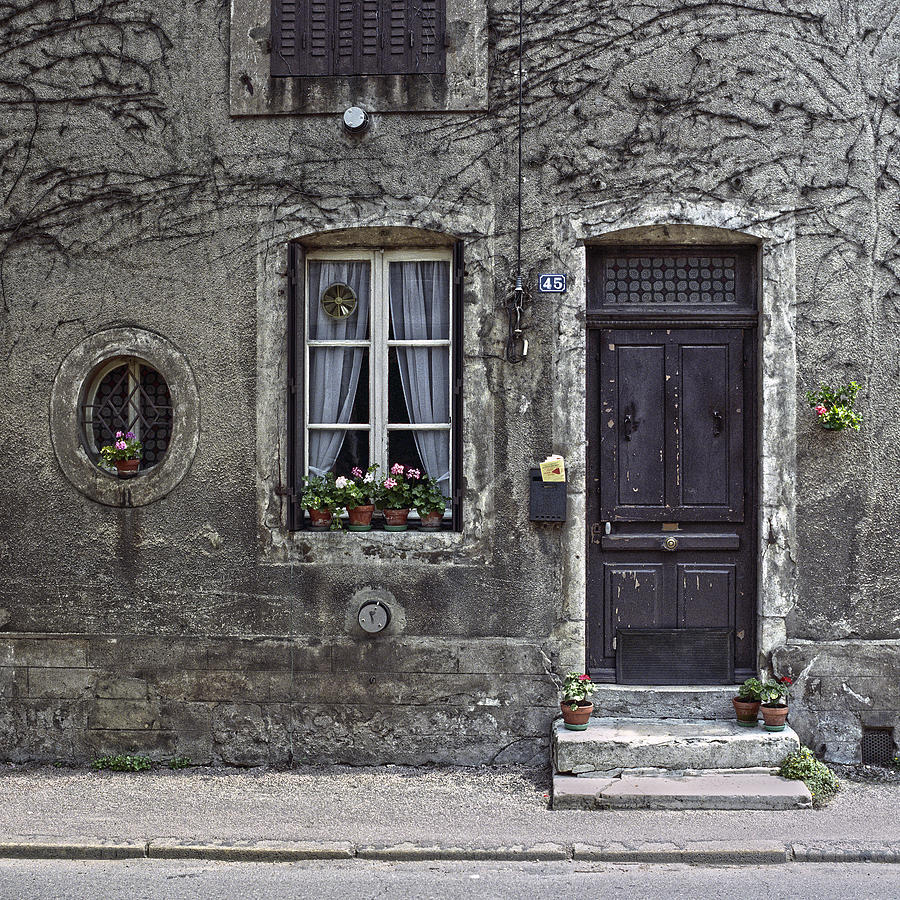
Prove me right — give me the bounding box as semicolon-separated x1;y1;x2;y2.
663;536;678;551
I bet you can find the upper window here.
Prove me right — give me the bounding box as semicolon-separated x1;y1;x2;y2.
290;246;461;528
80;358;173;470
271;0;445;77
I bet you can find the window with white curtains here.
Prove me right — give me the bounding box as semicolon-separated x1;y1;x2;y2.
298;247;458;524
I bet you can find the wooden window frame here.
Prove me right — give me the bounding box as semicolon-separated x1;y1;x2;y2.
287;241;463;530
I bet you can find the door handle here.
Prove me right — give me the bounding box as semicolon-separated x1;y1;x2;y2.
712;410;723;437
623;414;633;441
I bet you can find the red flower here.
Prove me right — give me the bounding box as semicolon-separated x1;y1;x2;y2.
780;676;793;685
578;674;591;682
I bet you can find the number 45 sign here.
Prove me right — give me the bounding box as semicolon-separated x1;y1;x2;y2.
538;273;567;293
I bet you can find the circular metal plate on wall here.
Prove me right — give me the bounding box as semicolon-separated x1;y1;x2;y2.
321;282;357;319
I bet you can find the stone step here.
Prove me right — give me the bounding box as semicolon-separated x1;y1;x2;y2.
553;717;800;776
590;684;738;720
553;773;812;810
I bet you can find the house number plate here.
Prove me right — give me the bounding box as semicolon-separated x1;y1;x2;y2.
538;273;567;293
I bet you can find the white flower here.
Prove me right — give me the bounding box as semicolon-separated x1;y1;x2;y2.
363;472;375;483
334;476;349;489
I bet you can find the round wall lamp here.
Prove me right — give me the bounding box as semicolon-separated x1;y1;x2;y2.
343;106;370;134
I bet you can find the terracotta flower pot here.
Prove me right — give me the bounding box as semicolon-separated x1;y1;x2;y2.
761;704;788;732
418;510;443;530
347;505;375;531
560;700;593;731
732;697;761;727
383;508;410;531
114;459;140;476
307;508;333;530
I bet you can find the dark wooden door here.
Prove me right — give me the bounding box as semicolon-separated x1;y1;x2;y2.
586;327;756;682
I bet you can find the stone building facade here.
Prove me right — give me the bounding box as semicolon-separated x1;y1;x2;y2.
0;0;898;766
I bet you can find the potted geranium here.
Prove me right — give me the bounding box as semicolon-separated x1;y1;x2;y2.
300;472;342;530
759;675;792;732
806;381;862;431
374;463;416;531
339;465;379;531
98;431;142;477
732;677;763;727
560;672;595;731
409;472;448;530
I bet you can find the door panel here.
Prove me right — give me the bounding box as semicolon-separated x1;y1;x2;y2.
604;563;666;656
678;564;735;629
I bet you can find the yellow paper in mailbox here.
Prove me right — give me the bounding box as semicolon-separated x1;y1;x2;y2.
540;455;566;482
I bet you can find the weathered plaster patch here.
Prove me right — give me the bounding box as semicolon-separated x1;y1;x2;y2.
548;200;797;675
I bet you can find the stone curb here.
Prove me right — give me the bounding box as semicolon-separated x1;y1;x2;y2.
0;839;899;864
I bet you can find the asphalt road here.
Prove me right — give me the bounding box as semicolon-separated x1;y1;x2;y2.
0;860;898;900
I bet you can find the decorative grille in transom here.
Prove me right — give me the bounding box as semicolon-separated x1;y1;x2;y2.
603;254;738;305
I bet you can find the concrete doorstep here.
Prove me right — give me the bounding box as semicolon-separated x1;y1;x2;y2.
1;838;900;865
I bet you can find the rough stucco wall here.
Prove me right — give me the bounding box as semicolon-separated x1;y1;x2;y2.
1;0;899;763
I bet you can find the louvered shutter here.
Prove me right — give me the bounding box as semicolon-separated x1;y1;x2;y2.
272;0;333;76
409;0;444;74
272;0;444;77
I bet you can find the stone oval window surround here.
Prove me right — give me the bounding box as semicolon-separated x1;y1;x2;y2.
51;327;200;507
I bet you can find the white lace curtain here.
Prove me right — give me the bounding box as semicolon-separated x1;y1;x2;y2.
389;261;451;493
307;261;370;476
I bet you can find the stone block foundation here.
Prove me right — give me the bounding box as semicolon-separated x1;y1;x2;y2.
0;634;557;767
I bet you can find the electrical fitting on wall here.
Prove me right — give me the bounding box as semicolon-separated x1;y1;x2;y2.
342;106;370;134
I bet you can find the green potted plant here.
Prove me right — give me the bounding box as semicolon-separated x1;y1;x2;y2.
373;464;416;531
759;675;792;731
410;472;448;530
732;677;763;727
339;466;379;531
98;431;142;477
560;672;596;731
806;381;862;431
300;472;342;529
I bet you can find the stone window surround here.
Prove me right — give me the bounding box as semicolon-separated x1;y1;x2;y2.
550;201;797;676
256;212;495;566
229;0;488;116
50;326;201;508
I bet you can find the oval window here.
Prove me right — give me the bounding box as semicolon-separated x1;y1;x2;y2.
80;359;174;470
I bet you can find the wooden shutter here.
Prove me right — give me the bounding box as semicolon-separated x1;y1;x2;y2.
409;0;444;74
272;0;333;77
272;0;445;77
287;242;305;530
451;239;464;531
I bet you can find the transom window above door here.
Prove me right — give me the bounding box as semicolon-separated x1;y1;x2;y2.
290;246;461;528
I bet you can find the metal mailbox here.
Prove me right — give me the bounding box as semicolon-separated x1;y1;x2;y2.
529;467;567;523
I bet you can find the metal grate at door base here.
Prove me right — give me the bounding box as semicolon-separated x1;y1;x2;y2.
861;727;896;766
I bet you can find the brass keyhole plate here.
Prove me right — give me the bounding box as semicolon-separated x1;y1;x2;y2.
663;536;678;551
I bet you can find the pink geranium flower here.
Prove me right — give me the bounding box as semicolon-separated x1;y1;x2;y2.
407;468;421;480
115;440;127;450
390;463;405;475
815;405;827;416
116;431;123;438
351;467;363;478
384;478;397;489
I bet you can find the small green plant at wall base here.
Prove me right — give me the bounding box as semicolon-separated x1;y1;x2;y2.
91;754;152;772
561;672;596;710
737;677;764;702
98;431;142;465
806;381;862;431
779;747;840;806
167;755;192;770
